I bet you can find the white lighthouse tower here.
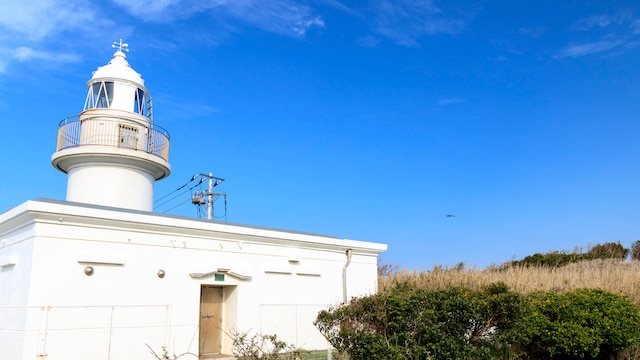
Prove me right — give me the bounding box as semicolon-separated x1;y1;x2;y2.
52;39;170;211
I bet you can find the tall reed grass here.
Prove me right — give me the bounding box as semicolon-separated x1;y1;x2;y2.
379;259;640;305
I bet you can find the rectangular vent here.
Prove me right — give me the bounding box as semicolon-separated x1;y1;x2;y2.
119;124;138;149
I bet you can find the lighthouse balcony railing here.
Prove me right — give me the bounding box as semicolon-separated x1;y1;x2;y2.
56;115;170;162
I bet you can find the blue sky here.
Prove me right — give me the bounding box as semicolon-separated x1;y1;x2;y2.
1;0;639;270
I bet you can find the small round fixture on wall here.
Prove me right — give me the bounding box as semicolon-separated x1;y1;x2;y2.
84;266;94;276
157;269;166;278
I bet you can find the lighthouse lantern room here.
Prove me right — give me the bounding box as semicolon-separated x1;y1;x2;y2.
51;40;171;211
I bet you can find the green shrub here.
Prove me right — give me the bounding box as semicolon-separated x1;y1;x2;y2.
587;242;629;260
315;282;523;360
231;331;302;360
505;242;630;268
631;240;640;261
512;288;640;359
505;251;582;268
317;284;640;360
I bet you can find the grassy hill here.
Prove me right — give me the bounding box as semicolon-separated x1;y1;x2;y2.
380;259;640;304
378;258;640;359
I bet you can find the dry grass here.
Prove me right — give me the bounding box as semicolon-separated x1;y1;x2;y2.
375;259;640;359
379;259;640;306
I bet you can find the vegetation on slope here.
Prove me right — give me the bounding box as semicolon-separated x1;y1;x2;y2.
317;282;640;359
504;241;629;268
315;241;640;359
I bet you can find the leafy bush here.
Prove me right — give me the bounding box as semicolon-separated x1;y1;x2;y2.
587;242;629;260
231;331;302;360
507;251;582;268
505;242;630;268
315;282;523;360
317;284;640;360
512;288;640;359
631;240;640;261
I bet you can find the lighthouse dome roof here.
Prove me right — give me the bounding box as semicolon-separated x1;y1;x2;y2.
90;50;145;86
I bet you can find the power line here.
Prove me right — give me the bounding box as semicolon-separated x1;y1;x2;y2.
160;198;192;214
154;175;202;204
154;172;228;221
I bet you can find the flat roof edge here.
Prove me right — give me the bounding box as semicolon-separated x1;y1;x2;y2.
3;198;387;253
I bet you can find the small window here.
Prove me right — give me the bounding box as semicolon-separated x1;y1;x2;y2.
214;274;225;282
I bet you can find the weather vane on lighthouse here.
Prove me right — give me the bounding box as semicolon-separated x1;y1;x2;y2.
112;38;129;53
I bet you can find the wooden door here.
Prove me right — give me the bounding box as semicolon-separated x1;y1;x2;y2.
199;286;223;358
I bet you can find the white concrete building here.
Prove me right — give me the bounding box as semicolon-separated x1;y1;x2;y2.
0;41;386;359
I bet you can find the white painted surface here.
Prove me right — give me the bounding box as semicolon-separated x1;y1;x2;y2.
66;163;156;211
0;199;386;359
91;50;145;87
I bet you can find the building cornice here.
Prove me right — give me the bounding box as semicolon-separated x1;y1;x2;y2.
0;199;387;255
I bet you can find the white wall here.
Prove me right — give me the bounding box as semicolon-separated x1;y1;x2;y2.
0;200;386;358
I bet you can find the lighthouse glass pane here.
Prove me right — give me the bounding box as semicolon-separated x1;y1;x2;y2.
92;83;103;108
85;82;116;109
105;82;114;107
134;88;146;115
92;82;115;108
134;89;139;114
83;86;95;110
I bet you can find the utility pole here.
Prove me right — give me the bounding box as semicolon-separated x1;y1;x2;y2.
191;173;225;220
207;172;213;220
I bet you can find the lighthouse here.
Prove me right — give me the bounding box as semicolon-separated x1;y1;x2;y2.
51;39;170;211
0;39;387;359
